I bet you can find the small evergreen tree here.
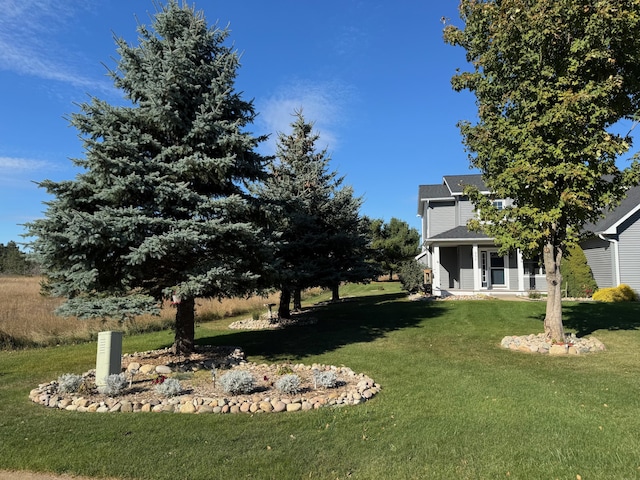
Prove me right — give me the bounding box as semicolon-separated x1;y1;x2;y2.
26;1;269;354
560;244;598;298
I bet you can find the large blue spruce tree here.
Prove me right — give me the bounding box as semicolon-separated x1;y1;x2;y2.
27;1;269;354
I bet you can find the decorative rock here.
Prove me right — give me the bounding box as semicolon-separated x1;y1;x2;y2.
156;365;172;374
120;401;133;413
259;401;273;412
198;405;213;414
141;403;152;413
180;403;196;414
139;364;156;374
127;362;141;372
272;401;286;413
286;403;302;412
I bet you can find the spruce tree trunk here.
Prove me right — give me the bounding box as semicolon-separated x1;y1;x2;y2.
293;288;302;311
279;287;291;319
331;282;340;302
173;296;195;355
543;242;565;342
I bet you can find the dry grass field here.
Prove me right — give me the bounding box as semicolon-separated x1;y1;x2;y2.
0;276;284;349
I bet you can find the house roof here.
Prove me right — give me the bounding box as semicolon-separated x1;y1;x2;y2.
427;225;490;242
443;174;487;195
417;174;486;215
585;184;640;235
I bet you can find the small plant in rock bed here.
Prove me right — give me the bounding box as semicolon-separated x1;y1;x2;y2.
155;377;182;397
218;370;255;394
276;365;294;375
313;370;338;389
57;373;84;394
274;374;302;395
98;373;127;396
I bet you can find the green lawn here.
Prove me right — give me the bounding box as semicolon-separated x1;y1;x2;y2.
1;283;640;479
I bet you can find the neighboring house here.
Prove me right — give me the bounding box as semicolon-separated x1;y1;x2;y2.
580;184;640;297
417;174;640;297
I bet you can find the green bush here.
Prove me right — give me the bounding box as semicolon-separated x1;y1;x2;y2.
592;284;638;302
560;244;598;297
398;259;425;294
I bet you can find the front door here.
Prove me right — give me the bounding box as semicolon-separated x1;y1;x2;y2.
481;250;506;289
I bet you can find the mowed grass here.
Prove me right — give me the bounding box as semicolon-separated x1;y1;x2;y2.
1;283;640;479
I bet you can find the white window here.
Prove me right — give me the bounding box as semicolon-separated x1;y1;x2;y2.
492;199;504;210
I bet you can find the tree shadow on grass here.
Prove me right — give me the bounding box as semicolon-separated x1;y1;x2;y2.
561;301;640;336
195;293;444;361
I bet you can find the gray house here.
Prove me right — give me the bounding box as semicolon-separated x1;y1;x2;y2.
417;174;640;297
580;184;640;297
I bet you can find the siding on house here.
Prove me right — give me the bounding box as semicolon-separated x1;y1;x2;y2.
458;246;474;290
457;198;477;225
581;237;615;288
618;209;640;295
508;253;518;290
429;201;456;237
440;247;458;289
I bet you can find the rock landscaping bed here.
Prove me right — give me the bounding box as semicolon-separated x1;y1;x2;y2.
228;312;317;330
501;333;606;355
29;345;380;414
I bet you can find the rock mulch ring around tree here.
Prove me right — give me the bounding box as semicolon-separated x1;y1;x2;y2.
29;346;380;414
501;333;606;355
228;312;317;330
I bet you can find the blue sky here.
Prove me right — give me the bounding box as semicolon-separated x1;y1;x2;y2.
0;0;479;247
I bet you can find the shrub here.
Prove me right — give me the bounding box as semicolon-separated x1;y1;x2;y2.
155;377;182;397
560;245;598;297
57;373;84;394
274;374;302;395
313;369;338;388
593;284;638;302
98;373;128;396
398;259;425;294
218;370;255;394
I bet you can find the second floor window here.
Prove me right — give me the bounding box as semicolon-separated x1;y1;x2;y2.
492;200;504;210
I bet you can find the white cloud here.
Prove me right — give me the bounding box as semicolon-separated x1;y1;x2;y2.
0;156;50;172
0;0;110;91
256;79;356;155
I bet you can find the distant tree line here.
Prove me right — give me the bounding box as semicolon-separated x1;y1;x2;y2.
0;241;37;275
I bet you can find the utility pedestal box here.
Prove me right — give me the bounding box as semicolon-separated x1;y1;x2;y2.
95;331;123;387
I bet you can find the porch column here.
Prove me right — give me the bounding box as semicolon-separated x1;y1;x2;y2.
472;244;480;291
517;249;524;293
432;245;441;296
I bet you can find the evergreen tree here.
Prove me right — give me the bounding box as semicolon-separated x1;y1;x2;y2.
560;244;598;298
369;217;420;280
444;0;640;341
256;111;373;317
26;1;268;354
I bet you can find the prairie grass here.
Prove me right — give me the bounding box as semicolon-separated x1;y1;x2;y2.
0;276;298;349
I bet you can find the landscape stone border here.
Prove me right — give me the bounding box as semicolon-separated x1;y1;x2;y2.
29;346;380;414
500;333;606;355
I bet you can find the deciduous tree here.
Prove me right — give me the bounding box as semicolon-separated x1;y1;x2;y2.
444;0;640;341
26;1;269;353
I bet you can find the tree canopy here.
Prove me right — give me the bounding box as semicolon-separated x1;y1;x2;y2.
444;0;640;340
26;1;269;353
369;217;420;280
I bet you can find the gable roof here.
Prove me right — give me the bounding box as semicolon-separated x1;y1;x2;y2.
428;225;490;242
443;174;487;195
585;184;640;235
417;174;486;215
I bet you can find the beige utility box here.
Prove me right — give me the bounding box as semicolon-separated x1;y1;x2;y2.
95;331;123;386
